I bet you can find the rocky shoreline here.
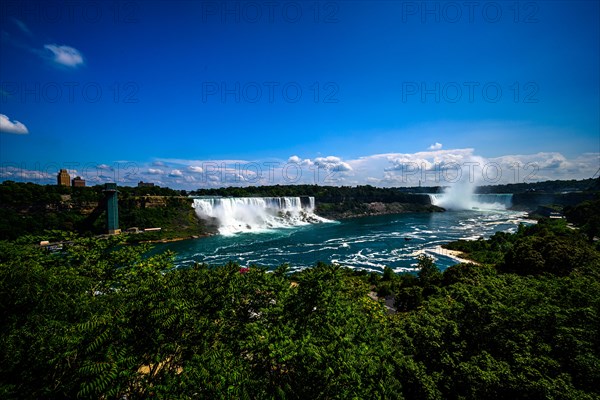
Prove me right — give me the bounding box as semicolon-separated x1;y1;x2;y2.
429;245;479;265
141;233;216;244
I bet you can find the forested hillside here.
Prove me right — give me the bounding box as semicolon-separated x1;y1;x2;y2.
0;181;208;240
1;200;599;398
2;180;597;240
192;184;433;204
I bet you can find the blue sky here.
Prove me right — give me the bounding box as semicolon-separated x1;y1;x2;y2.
1;0;599;188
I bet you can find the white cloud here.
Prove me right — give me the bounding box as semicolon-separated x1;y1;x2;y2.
288;155;312;167
288;155;352;172
119;150;599;190
314;156;353;172
373;149;487;186
489;152;599;182
428;142;443;150
44;44;84;68
383;148;476;172
188;166;204;173
0;114;29;134
2;23;84;69
0;165;51;181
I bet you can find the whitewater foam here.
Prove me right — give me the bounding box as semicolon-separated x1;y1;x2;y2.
429;193;512;210
192;196;330;235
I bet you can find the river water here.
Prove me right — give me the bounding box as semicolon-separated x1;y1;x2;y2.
153;208;533;273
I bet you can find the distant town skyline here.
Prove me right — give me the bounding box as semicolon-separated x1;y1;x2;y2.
1;1;599;189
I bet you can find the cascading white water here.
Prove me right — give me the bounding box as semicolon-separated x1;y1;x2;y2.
192;196;329;235
429;191;513;210
422;154;516;211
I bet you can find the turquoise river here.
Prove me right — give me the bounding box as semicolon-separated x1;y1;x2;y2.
153;203;534;273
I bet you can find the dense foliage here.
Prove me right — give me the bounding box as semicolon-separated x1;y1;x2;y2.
565;197;600;241
2;208;600;398
2;179;597;240
191;184;432;205
0;182;102;239
476;178;598;194
0;181;205;240
444;218;600;271
191;179;599;197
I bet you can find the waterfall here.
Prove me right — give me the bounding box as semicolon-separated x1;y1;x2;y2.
192;196;329;235
429;193;513;210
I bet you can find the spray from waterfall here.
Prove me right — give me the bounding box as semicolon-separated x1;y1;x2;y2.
429;191;513;210
431;180;477;210
427;157;512;210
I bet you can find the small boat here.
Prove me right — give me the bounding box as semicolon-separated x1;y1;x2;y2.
404;237;412;241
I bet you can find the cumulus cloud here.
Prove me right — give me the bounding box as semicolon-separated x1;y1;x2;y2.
376;148;488;186
44;44;84;68
373;149;598;186
287;155;312;167
0;114;29;134
122;150;598;190
491;152;567;170
314;156;353;172
288;155;353;172
188;166;204;173
428;142;443;150
384;148;476;172
489;152;599;182
0;165;51;181
281;155;353;184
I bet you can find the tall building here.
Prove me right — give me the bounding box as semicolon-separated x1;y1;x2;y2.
57;169;71;186
138;181;155;188
104;183;120;235
72;176;86;187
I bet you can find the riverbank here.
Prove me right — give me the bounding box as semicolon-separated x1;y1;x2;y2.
123;229;217;244
430;245;479;265
138;233;215;244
